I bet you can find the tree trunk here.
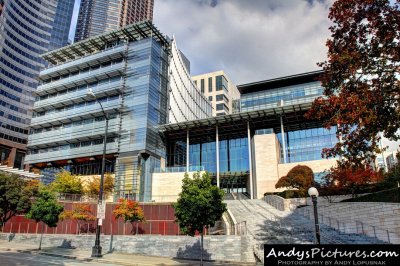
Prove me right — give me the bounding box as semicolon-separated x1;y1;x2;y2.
200;233;203;266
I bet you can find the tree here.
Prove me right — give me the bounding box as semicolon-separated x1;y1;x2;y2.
306;0;400;166
275;165;314;195
0;172;31;231
50;170;83;195
173;172;227;265
23;179;41;199
26;187;64;249
59;203;96;234
323;161;383;197
85;173;114;196
113;199;145;234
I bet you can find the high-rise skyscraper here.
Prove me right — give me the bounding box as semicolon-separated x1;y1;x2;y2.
0;0;74;169
74;0;154;42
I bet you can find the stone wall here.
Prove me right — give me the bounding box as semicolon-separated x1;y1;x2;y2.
0;233;254;262
151;171;202;202
263;195;307;211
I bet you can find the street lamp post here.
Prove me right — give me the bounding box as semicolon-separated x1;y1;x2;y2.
87;89;109;258
308;187;321;245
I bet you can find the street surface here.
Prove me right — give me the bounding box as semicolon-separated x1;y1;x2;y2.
0;250;115;266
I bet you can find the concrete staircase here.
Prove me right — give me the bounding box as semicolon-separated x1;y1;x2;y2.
226;199;387;262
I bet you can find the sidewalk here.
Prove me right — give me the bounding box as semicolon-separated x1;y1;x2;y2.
0;240;254;265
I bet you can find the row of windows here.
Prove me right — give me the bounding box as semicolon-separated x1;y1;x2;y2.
41;59;123;84
28;137;116;154
0;77;23;94
30;115;117;135
1;123;28;134
1;68;36;88
7;11;50;41
1;57;36;79
10;1;52;33
241;82;323;110
36;76;121;101
6;33;45;56
0;132;27;144
6;20;49;48
0;88;21;103
277;127;338;163
0;98;27;115
33;95;120;117
2;48;40;72
14;0;52;25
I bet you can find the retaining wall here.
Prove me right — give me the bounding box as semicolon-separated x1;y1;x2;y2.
0;233;254;262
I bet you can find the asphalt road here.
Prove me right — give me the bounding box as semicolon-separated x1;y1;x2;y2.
0;250;116;266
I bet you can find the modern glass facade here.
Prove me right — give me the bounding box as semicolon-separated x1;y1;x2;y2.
75;0;154;42
48;0;75;51
239;81;323;112
0;0;72;169
168;39;212;123
26;22;213;201
166;135;250;193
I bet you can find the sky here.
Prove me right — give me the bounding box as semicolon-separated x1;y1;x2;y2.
68;0;399;152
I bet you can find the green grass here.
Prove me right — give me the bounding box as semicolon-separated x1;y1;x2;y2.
341;188;400;203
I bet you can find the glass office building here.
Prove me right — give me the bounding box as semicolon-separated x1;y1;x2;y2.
26;21;212;200
75;0;154;42
0;0;73;169
159;71;338;199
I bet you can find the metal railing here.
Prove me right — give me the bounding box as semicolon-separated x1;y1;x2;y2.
297;207;398;243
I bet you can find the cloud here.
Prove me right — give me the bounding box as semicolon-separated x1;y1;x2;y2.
154;0;334;85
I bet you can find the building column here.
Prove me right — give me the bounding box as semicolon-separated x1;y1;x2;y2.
216;125;220;188
247;121;254;199
6;147;16;168
186;129;189;173
280;116;287;164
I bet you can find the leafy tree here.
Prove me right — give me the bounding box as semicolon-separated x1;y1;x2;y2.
113;198;145;234
26;187;64;249
85;173;114;196
23;179;41;199
323;162;383;197
306;0;400;166
173;172;227;265
50;170;83;195
0;172;31;231
275;165;314;195
59;203;96;234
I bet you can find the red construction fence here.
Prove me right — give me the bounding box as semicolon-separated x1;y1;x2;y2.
2;202;181;236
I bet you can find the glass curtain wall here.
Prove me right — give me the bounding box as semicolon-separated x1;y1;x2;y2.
277;127;337;163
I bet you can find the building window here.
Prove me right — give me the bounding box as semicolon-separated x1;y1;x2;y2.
208;96;212;101
200;79;204;93
216;75;228;91
216;103;228;112
208;77;212;92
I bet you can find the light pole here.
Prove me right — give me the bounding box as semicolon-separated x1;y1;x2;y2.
308;187;321;245
87;89;108;258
